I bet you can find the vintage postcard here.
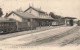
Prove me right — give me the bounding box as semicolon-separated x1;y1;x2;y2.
0;0;80;50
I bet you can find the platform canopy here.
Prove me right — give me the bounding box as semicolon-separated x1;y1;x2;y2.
62;17;77;19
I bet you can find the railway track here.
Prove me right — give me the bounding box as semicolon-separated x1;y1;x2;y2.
21;26;79;46
61;31;80;46
60;33;80;46
71;37;80;45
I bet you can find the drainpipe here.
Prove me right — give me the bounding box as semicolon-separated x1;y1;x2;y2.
30;18;32;30
16;22;18;31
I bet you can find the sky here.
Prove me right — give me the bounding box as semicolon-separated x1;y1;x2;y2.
0;0;80;19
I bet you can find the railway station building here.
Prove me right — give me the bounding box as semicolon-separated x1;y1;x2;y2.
6;6;55;29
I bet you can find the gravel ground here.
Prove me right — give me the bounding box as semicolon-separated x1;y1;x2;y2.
21;26;78;46
35;26;80;46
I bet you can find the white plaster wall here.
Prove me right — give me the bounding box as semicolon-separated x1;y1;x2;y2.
8;13;22;22
27;8;39;17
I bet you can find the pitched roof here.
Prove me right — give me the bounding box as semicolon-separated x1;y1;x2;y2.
7;11;54;20
0;17;15;22
24;6;46;13
0;17;9;22
8;11;38;18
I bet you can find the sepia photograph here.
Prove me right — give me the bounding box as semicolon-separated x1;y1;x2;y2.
0;0;80;50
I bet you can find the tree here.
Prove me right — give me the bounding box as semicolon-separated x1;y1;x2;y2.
55;15;61;19
49;12;62;19
16;8;23;12
49;12;56;19
0;8;3;17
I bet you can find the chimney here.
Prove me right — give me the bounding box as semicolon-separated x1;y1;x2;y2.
39;6;41;10
5;13;8;18
32;3;34;7
29;3;31;7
